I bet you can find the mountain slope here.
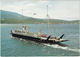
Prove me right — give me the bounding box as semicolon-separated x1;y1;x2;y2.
0;10;79;24
1;10;30;20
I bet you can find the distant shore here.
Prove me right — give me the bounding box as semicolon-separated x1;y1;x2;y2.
0;23;79;24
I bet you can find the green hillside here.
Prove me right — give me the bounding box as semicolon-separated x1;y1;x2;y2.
1;10;31;20
0;10;79;24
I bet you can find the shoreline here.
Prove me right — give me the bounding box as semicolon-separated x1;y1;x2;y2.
0;23;79;24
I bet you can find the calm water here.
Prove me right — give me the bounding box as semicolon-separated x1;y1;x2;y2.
1;24;80;56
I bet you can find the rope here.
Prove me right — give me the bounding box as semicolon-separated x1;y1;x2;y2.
58;24;63;34
53;24;56;37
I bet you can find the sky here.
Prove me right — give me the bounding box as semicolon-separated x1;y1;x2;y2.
1;0;80;20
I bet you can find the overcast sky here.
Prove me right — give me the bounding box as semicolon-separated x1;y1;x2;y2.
1;0;80;20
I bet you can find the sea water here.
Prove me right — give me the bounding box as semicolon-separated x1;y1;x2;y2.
1;24;80;56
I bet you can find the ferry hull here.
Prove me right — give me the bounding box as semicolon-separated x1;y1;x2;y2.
11;33;60;44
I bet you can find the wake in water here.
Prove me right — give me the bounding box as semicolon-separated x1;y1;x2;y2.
11;36;80;53
44;44;80;53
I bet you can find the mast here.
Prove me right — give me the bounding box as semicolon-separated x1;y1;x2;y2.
46;5;51;35
47;5;48;17
22;9;23;24
46;5;51;19
46;5;56;36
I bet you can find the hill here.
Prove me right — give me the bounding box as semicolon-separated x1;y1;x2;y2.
1;10;31;20
0;10;79;24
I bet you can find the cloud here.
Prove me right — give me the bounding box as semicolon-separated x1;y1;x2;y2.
49;1;80;20
39;0;49;3
26;3;36;7
1;0;80;20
